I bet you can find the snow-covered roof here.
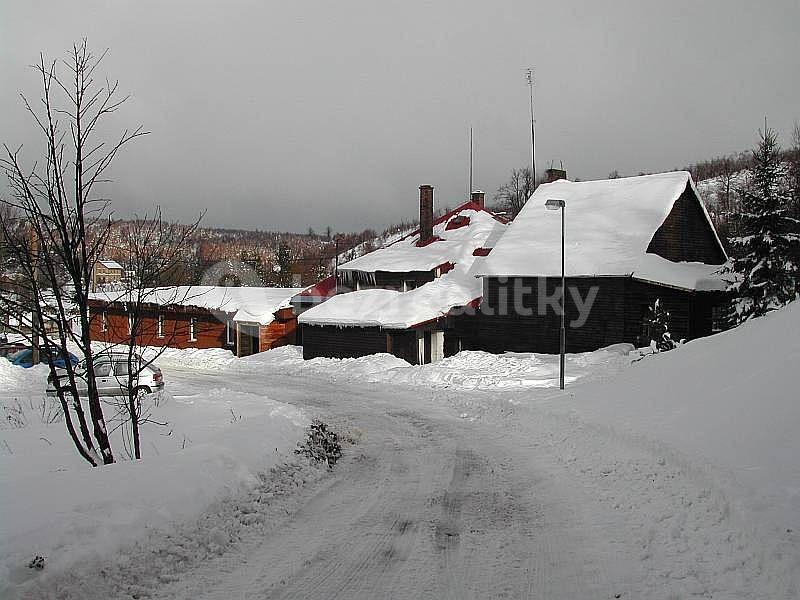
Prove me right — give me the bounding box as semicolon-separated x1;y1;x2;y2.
299;203;508;329
90;286;303;325
97;260;123;270
298;268;481;329
479;171;727;290
339;205;506;274
633;254;728;292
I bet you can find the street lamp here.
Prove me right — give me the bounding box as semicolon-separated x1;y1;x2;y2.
545;198;566;390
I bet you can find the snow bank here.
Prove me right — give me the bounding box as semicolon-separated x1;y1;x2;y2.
560;303;800;532
473;302;800;594
223;344;632;391
90;342;238;371
0;362;308;598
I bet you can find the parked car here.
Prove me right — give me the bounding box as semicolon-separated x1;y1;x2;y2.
6;347;79;369
46;352;164;399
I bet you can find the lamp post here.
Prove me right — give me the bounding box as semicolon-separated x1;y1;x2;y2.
545;198;566;389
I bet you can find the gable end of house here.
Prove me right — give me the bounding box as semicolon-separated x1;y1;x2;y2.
646;182;727;265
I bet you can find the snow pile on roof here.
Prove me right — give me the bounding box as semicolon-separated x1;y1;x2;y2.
634;254;729;291
299;206;507;328
479;171;727;289
97;260;123;270
340;208;505;274
91;286;303;325
298;268;482;329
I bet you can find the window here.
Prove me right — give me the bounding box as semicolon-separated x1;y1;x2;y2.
157;314;165;338
226;320;234;345
114;360;129;377
100;311;108;332
189;317;197;342
94;361;112;377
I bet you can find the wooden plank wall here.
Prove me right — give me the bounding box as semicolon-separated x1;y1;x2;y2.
646;184;727;264
88;305;232;351
259;308;298;351
301;324;388;359
455;276;726;353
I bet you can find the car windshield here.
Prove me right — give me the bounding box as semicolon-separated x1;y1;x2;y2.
8;349;30;361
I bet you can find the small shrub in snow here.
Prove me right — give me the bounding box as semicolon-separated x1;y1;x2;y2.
294;419;342;468
2;398;63;430
644;299;679;353
3;400;26;429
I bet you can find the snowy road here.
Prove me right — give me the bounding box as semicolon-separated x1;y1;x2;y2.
137;368;657;600
9;310;800;598
12;354;785;599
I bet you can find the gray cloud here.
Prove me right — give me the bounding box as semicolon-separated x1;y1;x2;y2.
2;0;798;232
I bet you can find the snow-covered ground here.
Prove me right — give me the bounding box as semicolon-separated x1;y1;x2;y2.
2;302;799;598
151;342;633;391
0;361;308;597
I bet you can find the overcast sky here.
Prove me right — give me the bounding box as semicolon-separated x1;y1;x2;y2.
2;1;798;233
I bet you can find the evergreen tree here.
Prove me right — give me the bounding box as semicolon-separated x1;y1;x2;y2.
274;240;293;287
728;127;800;320
644;299;677;352
789;122;800;222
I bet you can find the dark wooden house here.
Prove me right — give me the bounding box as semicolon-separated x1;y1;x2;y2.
466;170;730;353
299;187;508;364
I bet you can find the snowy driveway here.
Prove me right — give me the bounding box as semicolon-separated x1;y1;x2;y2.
144;367;643;600
9;314;798;599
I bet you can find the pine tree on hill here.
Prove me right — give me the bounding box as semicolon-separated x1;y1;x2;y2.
728;127;800;321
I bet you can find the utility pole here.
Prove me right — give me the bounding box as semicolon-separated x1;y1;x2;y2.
334;237;339;295
526;68;536;186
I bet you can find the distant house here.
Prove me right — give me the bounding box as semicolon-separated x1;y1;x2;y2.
92;260;125;292
464;170;730;353
88;286;303;357
299;187;508;364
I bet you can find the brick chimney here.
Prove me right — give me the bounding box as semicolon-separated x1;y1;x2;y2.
470;190;485;209
545;168;567;183
418;185;434;246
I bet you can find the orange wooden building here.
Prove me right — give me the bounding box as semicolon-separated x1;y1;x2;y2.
88;286;303;357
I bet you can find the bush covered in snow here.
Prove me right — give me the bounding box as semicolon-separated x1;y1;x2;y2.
294;419;342;468
644;299;678;352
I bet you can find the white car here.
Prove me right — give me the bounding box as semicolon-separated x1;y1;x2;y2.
47;352;164;399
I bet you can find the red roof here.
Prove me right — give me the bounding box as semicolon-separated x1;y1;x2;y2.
297;275;336;298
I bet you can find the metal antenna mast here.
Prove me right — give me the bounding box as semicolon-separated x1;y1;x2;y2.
468;126;474;198
526;68;536;185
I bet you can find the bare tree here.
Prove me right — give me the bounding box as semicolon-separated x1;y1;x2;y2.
493;167;535;218
102;210;202;459
0;41;146;466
